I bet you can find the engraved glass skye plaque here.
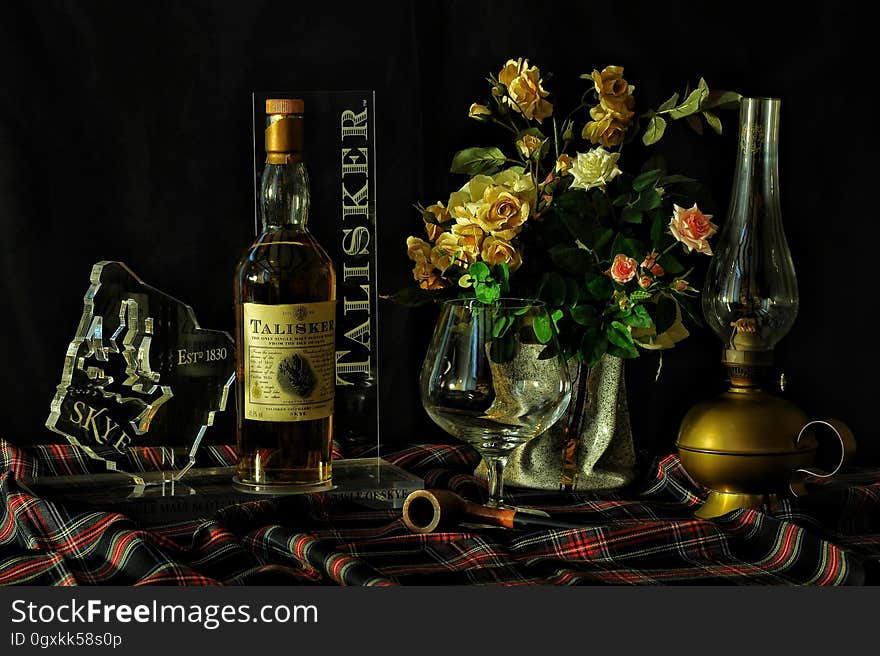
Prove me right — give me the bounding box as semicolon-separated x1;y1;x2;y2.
46;261;235;480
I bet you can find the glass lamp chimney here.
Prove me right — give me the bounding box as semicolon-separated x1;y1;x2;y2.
702;97;798;356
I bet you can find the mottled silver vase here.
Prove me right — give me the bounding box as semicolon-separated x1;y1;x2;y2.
477;354;636;491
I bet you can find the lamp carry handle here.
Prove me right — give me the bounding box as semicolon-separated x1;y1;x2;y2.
789;419;856;496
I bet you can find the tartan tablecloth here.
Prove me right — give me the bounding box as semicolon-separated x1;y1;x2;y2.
1;438;878;586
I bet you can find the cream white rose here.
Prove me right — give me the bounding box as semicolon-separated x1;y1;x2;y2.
568;147;622;191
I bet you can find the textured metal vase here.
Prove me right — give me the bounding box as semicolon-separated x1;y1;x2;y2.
478;354;636;491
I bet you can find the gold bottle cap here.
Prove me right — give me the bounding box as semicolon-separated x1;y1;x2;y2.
265;98;304;161
266;98;304;115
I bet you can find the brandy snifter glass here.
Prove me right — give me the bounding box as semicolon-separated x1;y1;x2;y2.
420;298;571;507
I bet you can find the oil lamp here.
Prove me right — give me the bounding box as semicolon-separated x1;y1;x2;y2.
676;97;855;518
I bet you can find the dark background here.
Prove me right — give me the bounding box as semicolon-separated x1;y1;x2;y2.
1;1;876;464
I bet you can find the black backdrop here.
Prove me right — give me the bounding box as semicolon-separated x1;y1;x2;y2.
2;1;877;464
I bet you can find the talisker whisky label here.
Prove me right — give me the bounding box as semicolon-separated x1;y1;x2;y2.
243;301;336;422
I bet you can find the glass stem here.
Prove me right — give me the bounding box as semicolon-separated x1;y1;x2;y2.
485;455;509;507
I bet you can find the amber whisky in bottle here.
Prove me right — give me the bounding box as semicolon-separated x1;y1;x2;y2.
233;98;336;492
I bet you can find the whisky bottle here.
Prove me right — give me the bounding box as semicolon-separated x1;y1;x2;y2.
233;98;336;493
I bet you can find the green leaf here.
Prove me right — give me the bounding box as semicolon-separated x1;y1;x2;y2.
658;174;696;186
540;272;567;307
703;90;742;111
668;88;707;120
703;110;723;135
442;263;468;282
610;234;646;261
537;342;561;360
492;314;512;338
650;212;665;245
469;261;491;282
612;193;632;207
533;313;553;344
559;214;596;246
554;189;593;215
658;253;685;275
636;189;662;211
550;309;564;331
592;189;614;221
489;333;517;363
655;296;677;334
450;146;506;176
686;114;704;136
584;272;613;300
474;281;500;304
561;119;575;142
564;277;581;308
633;169;662;192
579;327;607;367
622;304;654;329
571;304;599;326
642;115;667;146
606;321;639;358
593;228;615;256
494;262;510;292
629;290;652;302
621;206;643;224
678;296;704;328
657;92;679;113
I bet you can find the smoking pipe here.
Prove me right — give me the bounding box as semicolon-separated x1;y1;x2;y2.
402;489;586;534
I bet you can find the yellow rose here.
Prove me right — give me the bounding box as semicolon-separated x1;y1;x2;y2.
430;232;466;271
555;154;573;174
582;65;635;148
423;202;450;241
599;93;635;122
424;222;443;242
516;134;545;159
482;189;529;235
448;168;536;238
412;258;446;290
451;222;486;262
497;58;553;123
448;174;493;221
481;235;522;271
591;66;632;98
582;106;629;148
406;236;433;263
468;103;492;121
425;202;450;224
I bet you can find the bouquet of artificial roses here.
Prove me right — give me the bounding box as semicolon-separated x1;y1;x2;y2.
400;58;739;367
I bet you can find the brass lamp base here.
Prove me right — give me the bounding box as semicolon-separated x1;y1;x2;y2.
677;350;855;519
695;492;779;520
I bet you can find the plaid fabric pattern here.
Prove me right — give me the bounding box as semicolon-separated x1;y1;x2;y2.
1;438;877;586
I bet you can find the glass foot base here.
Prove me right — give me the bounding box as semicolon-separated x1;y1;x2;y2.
231;476;335;496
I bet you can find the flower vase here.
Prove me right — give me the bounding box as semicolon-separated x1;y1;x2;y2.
477;354;636;491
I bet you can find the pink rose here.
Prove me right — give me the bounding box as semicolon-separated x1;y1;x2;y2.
669;203;718;255
640;251;665;277
638;276;653;289
608;253;638;284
